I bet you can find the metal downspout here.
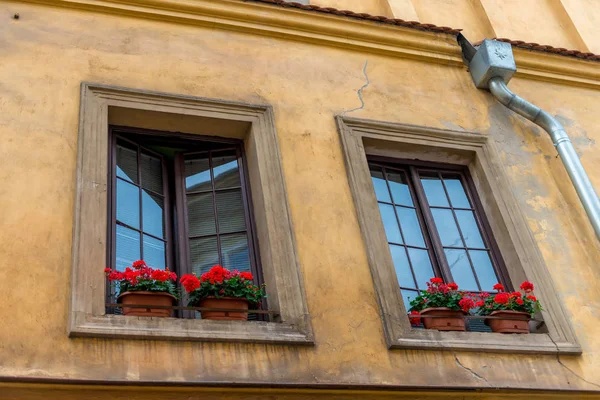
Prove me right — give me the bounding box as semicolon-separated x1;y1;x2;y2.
487;77;600;239
457;36;600;240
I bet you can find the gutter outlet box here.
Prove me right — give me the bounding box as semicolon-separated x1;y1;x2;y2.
469;40;516;89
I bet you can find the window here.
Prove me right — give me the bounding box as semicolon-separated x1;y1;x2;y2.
368;160;510;308
108;129;263;317
337;116;580;354
69;83;312;344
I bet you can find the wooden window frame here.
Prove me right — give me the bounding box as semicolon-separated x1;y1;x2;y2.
107;127;266;318
368;158;512;295
69;83;313;344
337;116;581;354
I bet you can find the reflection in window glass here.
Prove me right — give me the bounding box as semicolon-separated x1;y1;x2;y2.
444;177;470;208
420;175;449;207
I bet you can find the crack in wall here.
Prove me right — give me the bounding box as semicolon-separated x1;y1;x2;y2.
547;334;600;389
453;353;492;387
343;60;370;116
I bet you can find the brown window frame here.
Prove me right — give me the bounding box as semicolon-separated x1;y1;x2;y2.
367;156;511;294
106;126;265;317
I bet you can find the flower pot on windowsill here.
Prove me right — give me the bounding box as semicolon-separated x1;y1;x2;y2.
486;310;530;334
199;297;249;321
118;291;176;317
420;307;466;331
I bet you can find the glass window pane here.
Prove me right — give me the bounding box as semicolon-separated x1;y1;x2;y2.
187;193;216;237
387;171;413;206
142;191;164;239
216;190;246;234
389;245;415;289
115;225;140;271
444;249;478;291
189;236;219;275
116;141;138;184
420;174;449;207
370;167;391;203
116;179;140;229
221;233;251;273
143;235;166;270
185;155;211;192
431;208;462;247
140;152;163;194
378;203;403;244
469;250;499;292
444;177;471;208
401;289;419;311
407;248;435;290
213;151;241;189
455;210;485;248
396;207;425;247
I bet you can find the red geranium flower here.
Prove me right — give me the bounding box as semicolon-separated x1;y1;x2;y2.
492;283;505;292
494;292;510;304
516;298;524;305
447;282;458;290
180;274;201;293
409;310;421;326
132;260;146;270
526;295;537;302
520;281;534;293
240;271;253;281
430;277;444;284
458;297;475;312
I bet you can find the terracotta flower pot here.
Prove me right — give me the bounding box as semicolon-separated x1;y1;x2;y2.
487;310;530;334
118;291;176;317
420;307;466;331
199;297;249;321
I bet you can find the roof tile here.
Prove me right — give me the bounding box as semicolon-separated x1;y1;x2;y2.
248;0;600;62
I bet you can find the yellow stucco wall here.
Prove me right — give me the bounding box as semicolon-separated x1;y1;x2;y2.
0;0;599;398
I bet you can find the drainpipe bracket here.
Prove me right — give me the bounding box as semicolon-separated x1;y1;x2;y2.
469;40;516;89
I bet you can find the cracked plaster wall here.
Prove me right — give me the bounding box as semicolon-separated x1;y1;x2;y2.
0;1;599;398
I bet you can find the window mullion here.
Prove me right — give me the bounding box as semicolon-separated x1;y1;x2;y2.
408;166;453;283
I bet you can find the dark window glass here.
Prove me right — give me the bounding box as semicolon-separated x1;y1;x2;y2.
183;151;253;276
369;160;507;300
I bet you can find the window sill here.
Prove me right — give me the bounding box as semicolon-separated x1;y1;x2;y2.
391;329;581;354
69;312;314;345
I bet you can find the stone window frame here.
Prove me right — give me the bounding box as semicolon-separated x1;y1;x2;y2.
336;116;581;354
69;83;313;344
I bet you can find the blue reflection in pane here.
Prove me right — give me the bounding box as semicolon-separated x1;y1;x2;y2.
389;244;414;289
378;203;402;244
444;248;478;291
116;179;139;229
396;207;425;247
116;225;140;271
370;168;391;203
184;156;211;192
142;191;164;239
420;175;449;207
401;289;419;311
213;154;241;189
456;210;484;248
444;177;471;208
387;170;413;206
469;250;498;291
407;248;435;290
431;208;462;247
143;234;166;270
